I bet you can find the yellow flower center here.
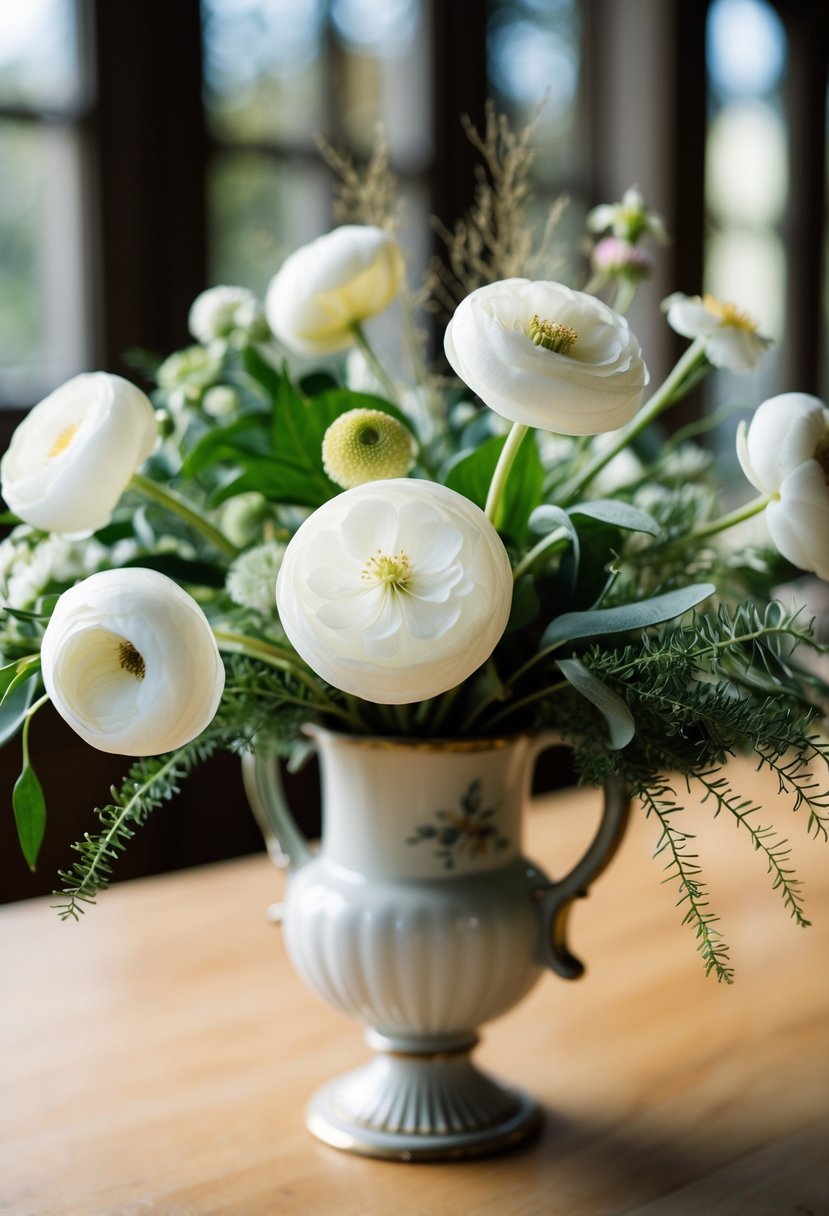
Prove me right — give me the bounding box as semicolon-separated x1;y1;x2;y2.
702;294;758;333
528;315;579;355
362;549;411;590
118;640;146;679
48;423;80;459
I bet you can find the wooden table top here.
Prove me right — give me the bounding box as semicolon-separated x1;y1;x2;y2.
2;754;828;1215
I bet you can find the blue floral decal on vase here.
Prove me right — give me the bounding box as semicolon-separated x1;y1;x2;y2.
407;780;509;869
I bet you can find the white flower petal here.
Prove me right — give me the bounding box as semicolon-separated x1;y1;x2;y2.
444;279;648;435
0;374;158;534
41;568;225;755
766;461;829;580
276;479;513;703
743;393;829;492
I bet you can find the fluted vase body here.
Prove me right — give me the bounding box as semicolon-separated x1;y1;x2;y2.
244;726;629;1160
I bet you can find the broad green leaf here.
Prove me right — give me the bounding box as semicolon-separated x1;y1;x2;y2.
541;583;715;650
13;761;46;870
569;499;660;536
557;657;635;749
311;389;418;436
0;675;35;747
528;504;580;609
445;432;543;543
0;656;40;708
504;574;540;636
179;412;271;479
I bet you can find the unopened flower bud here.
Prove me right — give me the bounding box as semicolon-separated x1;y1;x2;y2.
591;237;653;281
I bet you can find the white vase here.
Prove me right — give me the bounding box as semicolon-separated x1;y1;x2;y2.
244;727;629;1161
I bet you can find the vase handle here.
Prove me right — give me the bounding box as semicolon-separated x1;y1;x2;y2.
531;744;630;980
242;750;313;872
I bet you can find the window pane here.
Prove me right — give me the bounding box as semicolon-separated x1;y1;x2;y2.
0;120;90;404
201;0;327;144
0;0;85;111
208;151;331;294
487;0;582;186
329;0;429;166
704;0;788;466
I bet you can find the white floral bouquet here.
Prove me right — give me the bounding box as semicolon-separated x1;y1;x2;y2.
2;120;827;981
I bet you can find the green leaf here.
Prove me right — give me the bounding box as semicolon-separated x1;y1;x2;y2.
13;760;46;870
557;657;635;749
179;412;271;480
541;583;716;650
569;499;661;536
445;433;543;543
311;389;418;436
0;676;35;747
505;574;540;636
529;504;580;608
0;656;40;707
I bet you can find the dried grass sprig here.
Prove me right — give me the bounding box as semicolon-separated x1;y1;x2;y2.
315;127;402;233
427;101;568;315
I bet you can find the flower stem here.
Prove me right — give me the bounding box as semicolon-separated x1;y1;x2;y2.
350;321;399;404
612;277;638;316
213;629;359;727
485;422;530;528
130;473;239;559
511;526;570;582
669;493;772;550
558;337;709;505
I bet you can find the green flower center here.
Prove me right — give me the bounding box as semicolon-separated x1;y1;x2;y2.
118;640;146;679
528;315;579;355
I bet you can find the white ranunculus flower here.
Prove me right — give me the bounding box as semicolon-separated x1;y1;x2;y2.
265;225;405;355
443;279;649;435
188;285;266;344
0;373;158;534
41;568;225;756
662;292;772;373
737;392;829;579
276;479;513;704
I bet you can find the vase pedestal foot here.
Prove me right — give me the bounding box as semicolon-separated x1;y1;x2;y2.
305;1034;542;1161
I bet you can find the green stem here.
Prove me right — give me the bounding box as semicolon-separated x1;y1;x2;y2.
213;629;360;728
21;694;49;766
477;679;569;733
558;337;709;506
131;473;238;559
350;321;399;404
511;526;570;582
485;422;530;527
612;277;638;315
636;493;772;571
681;493;772;547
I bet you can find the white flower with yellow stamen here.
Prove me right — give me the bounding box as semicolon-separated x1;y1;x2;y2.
276;479;512;703
0;373;158;534
41;568;225;756
737;392;829;580
663;292;772;373
322;409;416;488
443;279;648;435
